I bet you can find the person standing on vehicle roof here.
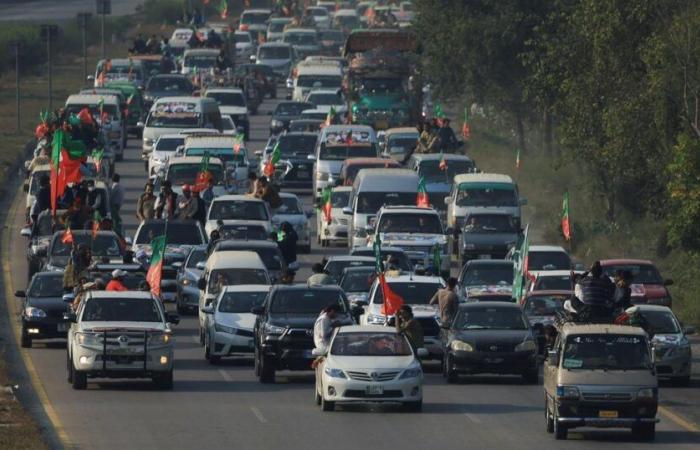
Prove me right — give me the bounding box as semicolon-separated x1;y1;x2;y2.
177;185;198;219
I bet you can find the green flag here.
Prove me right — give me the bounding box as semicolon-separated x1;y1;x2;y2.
512;225;530;302
434;103;445;119
432;243;442;275
146;235;167;297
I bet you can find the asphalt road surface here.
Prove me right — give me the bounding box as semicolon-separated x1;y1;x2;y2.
0;0;146;22
4;86;700;450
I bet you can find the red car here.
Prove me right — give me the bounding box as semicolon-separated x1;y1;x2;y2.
600;259;673;307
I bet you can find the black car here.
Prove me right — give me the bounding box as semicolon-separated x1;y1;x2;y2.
442;302;538;383
270;132;318;188
16;272;70;347
175;245;207;314
24;209;65;278
143;74;194;111
323;256;375;283
457;259;514;298
269;101;315;135
252;285;355;383
44;230;125;271
457;211;520;266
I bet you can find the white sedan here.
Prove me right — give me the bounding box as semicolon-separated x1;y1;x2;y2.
314;325;426;412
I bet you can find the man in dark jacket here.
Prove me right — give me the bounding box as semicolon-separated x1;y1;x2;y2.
276;221;298;266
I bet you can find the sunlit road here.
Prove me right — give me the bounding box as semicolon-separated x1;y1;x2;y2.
3;85;700;449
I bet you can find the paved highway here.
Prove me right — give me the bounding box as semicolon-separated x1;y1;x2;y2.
3;87;700;449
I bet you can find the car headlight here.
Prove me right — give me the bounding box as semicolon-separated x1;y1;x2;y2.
25;307;46;318
637;387;657;399
450;340;473;352
271;119;284;128
400;367;422;379
148;332;171;347
214;322;236;334
366;314;386;325
324;367;346;379
263;323;286;335
143;138;154;146
515;339;536;352
556;385;580;400
76;331;102;347
316;171;330;181
181;279;190;286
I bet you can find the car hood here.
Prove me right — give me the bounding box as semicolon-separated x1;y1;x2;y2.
452;329;530;346
268;313;352;329
219;106;248;115
27;297;70;313
327;354;417;371
380;233;446;246
317;160;343;176
80;321;167;332
272;214;306;226
215;312;256;330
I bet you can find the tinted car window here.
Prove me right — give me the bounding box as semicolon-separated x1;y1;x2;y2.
135;222;204;245
83;298;162;322
269;289;347;314
218;291;267;313
28;274;64;298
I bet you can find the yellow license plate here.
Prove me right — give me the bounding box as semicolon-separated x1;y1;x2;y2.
599;410;618;418
375;120;389;130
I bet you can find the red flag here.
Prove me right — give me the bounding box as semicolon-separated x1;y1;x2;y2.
438;153;447;171
561;191;571;241
462;122;471;139
416;176;429;208
146;236;166;297
379;274;404;316
59;149;83;189
61;228;74;245
78;107;94;125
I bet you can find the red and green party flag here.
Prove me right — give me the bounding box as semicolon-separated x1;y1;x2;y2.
434;103;445;119
233;136;243;155
325;106;336;126
92;148;104;174
432;243;442;274
379;273;404;316
462;107;471;139
416;176;429;208
146;235;166;297
438;152;447;171
92;210;102;239
321;187;332;225
194;151;212;192
219;0;228;19
50;130;84;214
561;191;571;241
373;232;383;273
263;142;281;177
61;228;74;245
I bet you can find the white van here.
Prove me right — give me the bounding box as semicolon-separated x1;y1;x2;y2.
197;250;270;336
310;124;378;200
344;168;419;248
292;64;343;101
65;94;125;161
142;96;222;159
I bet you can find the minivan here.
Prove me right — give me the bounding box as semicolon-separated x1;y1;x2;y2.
65;94;124;161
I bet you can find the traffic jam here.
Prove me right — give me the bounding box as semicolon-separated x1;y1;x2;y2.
14;0;694;443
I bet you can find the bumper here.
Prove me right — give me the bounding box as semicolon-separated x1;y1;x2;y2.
211;330;255;355
23;318;69;339
655;353;692;378
449;350;537;374
260;342;314;371
556;399;658;429
322;375;422;404
322;224;348;242
558;417;659;428
72;346;173;377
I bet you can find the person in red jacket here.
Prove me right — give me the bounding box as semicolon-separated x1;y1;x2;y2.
106;269;129;291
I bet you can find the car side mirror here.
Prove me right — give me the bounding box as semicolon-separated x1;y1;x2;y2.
547;349;559;366
306;154;315;161
124;236;133;246
196;261;206;270
14;290;25;298
20;227;32;238
201;305;214;314
416;348;429;358
342;206;353;216
663;278;673;286
254;150;263;157
166;313;180;325
137;121;145;128
311;347;327;357
519;197;528;206
63;312;77;322
251;306;264;315
684;326;695;335
443;196;450;205
197;277;206;290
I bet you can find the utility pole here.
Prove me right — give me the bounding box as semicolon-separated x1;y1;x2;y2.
77;13;92;82
40;25;59;112
96;0;111;60
7;40;21;133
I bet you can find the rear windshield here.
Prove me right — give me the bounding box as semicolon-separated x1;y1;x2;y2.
147;77;192;93
454;307;528;330
218;290;267;313
456;184;518;207
269;289;347;314
528;251;571;271
284;33;318;46
331;332;412;356
601;264;663;284
277;135;317;156
461;264;513;286
377;213;442;234
82;298;162;322
208;269;270;294
135;222;203;245
373;282;442;305
259;46;291;59
563;334;651;370
209;200;269;221
356;191;414;214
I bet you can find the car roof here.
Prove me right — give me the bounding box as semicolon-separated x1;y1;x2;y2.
465;259;513;267
559;322;648;337
459;301;521;309
529;245;568;253
633;304;674;313
453;173;514;185
382;274;444;284
167;155;223;165
221;284;272;294
337;325;402;334
600;259;655;266
525;290;572;298
212;194;266;203
86;291;155;300
343;157;400;167
327;255;375;262
412;153;474;163
206;250;266;270
66;94;119;105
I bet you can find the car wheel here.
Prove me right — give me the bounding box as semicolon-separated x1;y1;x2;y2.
20;327;32;348
258;355;275;384
522;367;539;384
634;423;655;441
315;387;322;406
672;375;690;387
321;396;335;411
545;397;554;433
404;400;422;412
553;408;567;440
153;370;174;390
444;355;458;384
72;369;87;390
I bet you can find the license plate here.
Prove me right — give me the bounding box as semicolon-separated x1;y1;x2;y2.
115;356;131;365
599;410;618;418
478;254;492;259
365;385;383;395
375;120;389;130
57;323;68;332
484;357;503;364
297;171;309;178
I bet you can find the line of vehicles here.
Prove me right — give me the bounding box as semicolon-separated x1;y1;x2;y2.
14;1;695;442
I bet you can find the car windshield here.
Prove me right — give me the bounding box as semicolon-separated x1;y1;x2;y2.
386;136;417;155
277;135;317;156
355;191;415;214
331;332;412;356
275;102;314;116
289;120;322;132
641;310;680;334
332;190;350;207
209;200;269;221
242;12;269;24
277;197;302;214
420;160;474;182
155;137;184;152
534;275;573;291
234;33;252;43
351;250;412;271
259;47;291;59
320;143;377;161
82;297;162;322
562;334;652;370
523;296;565;316
284;33;318;45
219;225;269;241
528;251;571;271
269;22;287;32
340;269;375;293
297;75;342;88
135;223;203;245
184;55;217;68
456;184;518;207
601;264;663;284
185;148;246;165
359;77;404;95
325;259;375;281
270;289;347;313
208;269;269;294
307;93;342;106
378;213;442;234
147;77;192;92
454;307;528;330
461;265;513;286
167;164;223;185
463;215;517;233
28;274;64;298
206;92;246;107
217;290;267;313
186;249;207;268
51;234;122;257
65;104;119;121
374;282;442;305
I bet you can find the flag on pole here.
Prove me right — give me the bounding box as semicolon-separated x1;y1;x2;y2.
416;176;429;208
379;273;404;316
515;148;521;169
325;106;336;126
438;152;447;171
373;232;384;273
461;107;471;139
194;151;212;192
263;142;280;177
146;235;167;297
233;135;243;155
92;148;104;174
92;211;102;239
511;225;530;302
61;228;74;245
321;187;332;225
50;130;62;214
432;243;442;275
561;191;571;241
219;0;228;19
434;103;445;119
344;130;353;145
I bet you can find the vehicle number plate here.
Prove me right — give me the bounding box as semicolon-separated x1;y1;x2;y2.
478;254;492;259
115;356;131;365
599;410;618;418
297;171;309;179
365;385;383;395
484;357;503;364
375;120;389;130
57;323;68;332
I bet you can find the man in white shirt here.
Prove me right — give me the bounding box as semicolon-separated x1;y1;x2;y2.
312;304;341;369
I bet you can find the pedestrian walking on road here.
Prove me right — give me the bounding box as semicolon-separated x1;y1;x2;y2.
110;174;125;235
430;277;459;327
136;182;157;222
155;180;178;219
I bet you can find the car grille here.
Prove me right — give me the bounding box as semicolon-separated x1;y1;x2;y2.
47;309;68;319
280;328;313;349
475;342;516;353
581;392;633;402
416;317;440;337
336;218;348;225
287;163;313;181
346;371;400;382
343;389;403;399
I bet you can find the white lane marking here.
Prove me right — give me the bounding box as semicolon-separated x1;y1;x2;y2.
250;406;268;423
218;369;233;382
464;413;482;424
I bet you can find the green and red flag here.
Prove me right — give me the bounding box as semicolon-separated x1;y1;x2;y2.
511;224;530;302
61;228;74;245
321;187;332;225
561;191;571;241
50;130;84;214
438;152;447;171
50;130;62;214
263;142;281;177
92;148;104;174
432;243;442;275
325;106;336;127
462;107;471;139
233;135;243;155
219;0;228;19
379;273;404;316
416;176;429;208
92;210;102;239
194;151;212;192
146;235;167;297
373;232;384;273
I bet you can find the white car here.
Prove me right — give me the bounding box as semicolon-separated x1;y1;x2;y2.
306;6;331;29
66;291;177;390
234;31;256;61
272;193;311;253
205;195;273;238
317;186;351;247
201;285;270;363
303;89;346;115
314;325;426;411
148;134;185;177
204;88;250;139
